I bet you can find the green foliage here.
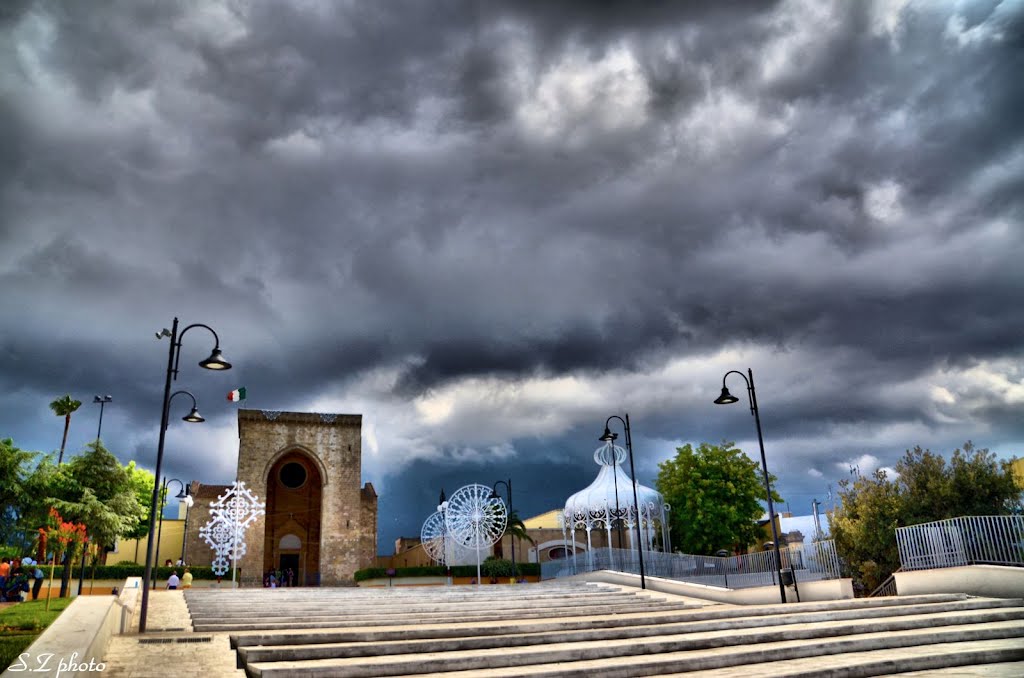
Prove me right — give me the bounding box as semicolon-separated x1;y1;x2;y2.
0;597;74;670
829;469;903;592
829;442;1022;593
656;441;783;555
0;596;74;632
481;558;516;578
48;441;146;551
0;438;35;547
49;394;82;464
503;510;536;546
124;461;159;541
42;564;227;581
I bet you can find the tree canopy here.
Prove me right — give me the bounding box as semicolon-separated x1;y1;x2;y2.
656;441;783;555
830;442;1022;592
0;438;150;557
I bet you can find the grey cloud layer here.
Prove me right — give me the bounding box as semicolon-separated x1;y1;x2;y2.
1;0;1021;545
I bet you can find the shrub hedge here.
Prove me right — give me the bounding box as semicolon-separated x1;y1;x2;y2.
354;562;539;582
35;564;225;581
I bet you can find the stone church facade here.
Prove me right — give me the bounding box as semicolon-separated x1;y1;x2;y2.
183;409;377;586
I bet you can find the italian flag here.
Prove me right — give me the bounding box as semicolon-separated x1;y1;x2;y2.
227;387;246;402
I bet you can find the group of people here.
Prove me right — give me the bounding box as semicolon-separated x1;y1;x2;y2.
165;568;193;590
263;567;296;588
0;556;45;602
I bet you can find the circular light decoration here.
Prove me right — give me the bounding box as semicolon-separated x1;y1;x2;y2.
420;510;448;566
444;483;507;584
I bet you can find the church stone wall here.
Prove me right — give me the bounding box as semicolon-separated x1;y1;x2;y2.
234;410;374;586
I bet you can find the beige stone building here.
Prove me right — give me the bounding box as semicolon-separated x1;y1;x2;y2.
182;409;377;586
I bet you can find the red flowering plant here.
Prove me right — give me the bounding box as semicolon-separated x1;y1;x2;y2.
38;507;88;609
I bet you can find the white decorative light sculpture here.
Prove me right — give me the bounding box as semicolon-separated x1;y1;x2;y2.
199;480;265;585
420;510;448;566
444;483;507;585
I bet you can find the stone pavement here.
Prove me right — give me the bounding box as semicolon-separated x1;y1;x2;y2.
100;590;244;678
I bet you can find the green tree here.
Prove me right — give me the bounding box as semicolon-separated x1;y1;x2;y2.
829;442;1022;593
49;394;82;465
124;461;160;562
494;509;536;563
0;439;36;548
44;441;146;596
656;441;783;555
829;470;903;592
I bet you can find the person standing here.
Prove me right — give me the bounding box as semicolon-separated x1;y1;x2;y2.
181;568;193;589
0;557;9;593
166;571;180;590
30;559;44;600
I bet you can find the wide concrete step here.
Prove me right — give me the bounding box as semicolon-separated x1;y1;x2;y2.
187;593;669;617
246;621;1024;677
238;609;1024;665
229;596;1024;648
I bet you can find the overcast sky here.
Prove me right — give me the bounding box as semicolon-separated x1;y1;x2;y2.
2;0;1022;551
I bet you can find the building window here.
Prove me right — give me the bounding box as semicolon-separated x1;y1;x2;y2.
279;462;307;489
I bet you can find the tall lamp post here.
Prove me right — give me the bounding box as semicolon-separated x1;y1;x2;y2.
77;395;114;595
93;395;112;444
715;368;786;604
599;415;646;590
140;318;230;633
489;480;515;575
152;478;192;589
439;489;448;583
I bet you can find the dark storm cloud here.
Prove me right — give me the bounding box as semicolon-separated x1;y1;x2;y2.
2;0;1023;547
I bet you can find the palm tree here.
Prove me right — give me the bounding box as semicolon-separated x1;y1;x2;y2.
496;509;536;564
49;394;82;464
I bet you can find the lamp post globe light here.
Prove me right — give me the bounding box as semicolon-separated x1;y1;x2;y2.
599;414;646;590
489;479;515;576
152;478;192;590
715;368;787;604
140;318;230;633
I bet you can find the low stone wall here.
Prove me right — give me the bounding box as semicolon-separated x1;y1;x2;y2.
1;577;141;678
565;570;854;603
894;564;1024;598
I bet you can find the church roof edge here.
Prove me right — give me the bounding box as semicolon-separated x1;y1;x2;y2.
237;409;362;426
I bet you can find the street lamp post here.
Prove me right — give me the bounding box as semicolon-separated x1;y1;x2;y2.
489;480;515;576
599;414;646;590
93;395;112;444
152;478;191;590
140;318;229;633
439;489;448;584
77;395;114;595
714;368;786;604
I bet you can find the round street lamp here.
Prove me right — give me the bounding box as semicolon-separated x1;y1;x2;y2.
152;479;192;590
140;318;230;633
715;368;787;604
599;414;646;590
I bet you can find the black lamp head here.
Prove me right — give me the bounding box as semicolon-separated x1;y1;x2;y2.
598;426;618;442
199;347;231;371
174;487;187;499
439;488;446;504
182;407;205;423
714;386;740;405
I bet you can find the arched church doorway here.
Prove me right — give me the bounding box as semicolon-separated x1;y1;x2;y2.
264;451;322;585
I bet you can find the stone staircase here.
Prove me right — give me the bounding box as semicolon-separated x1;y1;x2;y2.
183;584;1024;677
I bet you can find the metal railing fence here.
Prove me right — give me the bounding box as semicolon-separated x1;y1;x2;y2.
541;540;841;589
896;515;1024;571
